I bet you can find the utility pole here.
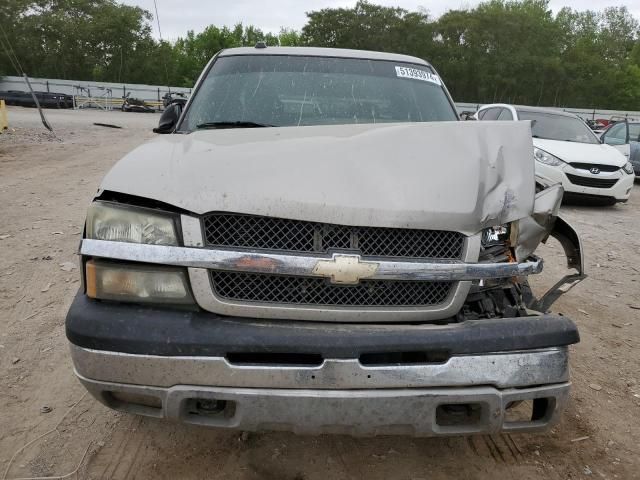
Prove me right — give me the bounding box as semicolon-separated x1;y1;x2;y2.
23;74;53;132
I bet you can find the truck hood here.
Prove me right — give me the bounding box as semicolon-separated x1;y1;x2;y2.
99;122;535;236
533;138;626;167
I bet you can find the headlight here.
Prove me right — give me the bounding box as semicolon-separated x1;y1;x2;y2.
623;162;634;174
86;201;178;245
479;223;514;265
533;147;565;167
86;260;194;304
481;224;511;246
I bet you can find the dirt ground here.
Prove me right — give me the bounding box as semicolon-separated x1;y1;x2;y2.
0;106;639;480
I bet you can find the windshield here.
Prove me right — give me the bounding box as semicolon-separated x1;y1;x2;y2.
517;110;599;144
179;55;457;131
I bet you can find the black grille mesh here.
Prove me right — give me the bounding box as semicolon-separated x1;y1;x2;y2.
203;213;464;259
211;271;453;307
566;174;618;189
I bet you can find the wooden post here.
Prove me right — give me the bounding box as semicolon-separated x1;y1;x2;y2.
0;100;8;131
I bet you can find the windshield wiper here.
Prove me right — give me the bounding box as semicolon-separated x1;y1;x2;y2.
195;121;276;130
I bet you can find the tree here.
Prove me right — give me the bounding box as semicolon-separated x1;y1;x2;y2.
3;0;640;109
302;0;434;55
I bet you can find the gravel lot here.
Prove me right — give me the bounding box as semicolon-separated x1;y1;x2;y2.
1;106;639;480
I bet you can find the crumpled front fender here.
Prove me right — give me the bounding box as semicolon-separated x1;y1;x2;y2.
516;184;585;311
515;184;563;262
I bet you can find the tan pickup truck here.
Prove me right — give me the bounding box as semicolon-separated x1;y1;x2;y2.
66;46;583;437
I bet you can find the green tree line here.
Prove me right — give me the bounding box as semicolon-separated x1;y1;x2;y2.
2;0;640;109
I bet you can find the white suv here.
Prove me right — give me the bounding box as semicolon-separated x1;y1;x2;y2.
476;104;635;204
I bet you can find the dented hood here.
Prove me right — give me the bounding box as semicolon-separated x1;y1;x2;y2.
99;121;535;235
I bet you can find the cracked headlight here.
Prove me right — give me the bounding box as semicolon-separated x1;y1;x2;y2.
86;201;178;245
533;147;565;167
623;162;634;175
481;224;510;247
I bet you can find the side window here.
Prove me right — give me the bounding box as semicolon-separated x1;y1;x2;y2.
603;123;627;145
628;123;640;142
477;109;486;120
480;108;501;121
497;108;513;120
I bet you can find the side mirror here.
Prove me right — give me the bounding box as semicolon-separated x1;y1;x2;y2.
153;103;182;134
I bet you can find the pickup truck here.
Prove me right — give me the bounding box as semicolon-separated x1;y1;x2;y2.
66;46;584;437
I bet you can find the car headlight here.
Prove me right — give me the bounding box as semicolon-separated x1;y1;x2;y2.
481;224;510;246
533;147;565;167
85;260;194;304
86;201;178;245
623;162;634;175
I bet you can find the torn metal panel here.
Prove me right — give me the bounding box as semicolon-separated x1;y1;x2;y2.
531;216;585;311
515;184;564;262
98;121;535;236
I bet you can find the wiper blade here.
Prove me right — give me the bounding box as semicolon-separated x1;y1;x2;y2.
195;121;275;129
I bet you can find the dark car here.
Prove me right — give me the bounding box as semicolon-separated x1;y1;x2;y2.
630;142;640;178
0;90;73;108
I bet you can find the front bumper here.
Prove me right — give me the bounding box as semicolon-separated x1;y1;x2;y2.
76;374;570;436
67;294;579;436
535;162;634;201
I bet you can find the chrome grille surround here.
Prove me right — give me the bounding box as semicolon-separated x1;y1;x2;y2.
182;215;482;322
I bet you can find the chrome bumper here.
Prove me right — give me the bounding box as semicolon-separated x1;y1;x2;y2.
71;345;570;436
80;238;543;282
80;236;542;322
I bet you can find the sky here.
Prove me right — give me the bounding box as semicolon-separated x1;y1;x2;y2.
122;0;640;40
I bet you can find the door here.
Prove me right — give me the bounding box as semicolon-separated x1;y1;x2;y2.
497;108;513;120
601;121;630;158
477;107;502;121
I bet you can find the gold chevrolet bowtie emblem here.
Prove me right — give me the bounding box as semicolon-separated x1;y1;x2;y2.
312;254;379;285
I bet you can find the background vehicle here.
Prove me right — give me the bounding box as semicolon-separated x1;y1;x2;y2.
67;47;583;438
0;90;73;108
601;120;640;178
162;91;188;108
476;104;635;204
121;92;155;113
586;119;607;135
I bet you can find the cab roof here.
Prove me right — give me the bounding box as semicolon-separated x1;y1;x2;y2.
218;46;431;67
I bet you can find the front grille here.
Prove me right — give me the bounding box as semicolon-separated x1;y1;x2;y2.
210;271;453;307
566;173;619;189
203;213;464;259
569;163;620;173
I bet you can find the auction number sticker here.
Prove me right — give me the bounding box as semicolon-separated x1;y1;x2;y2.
395;66;442;85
